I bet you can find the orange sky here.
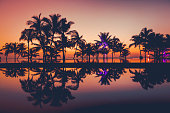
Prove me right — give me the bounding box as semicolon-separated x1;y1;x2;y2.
0;0;170;57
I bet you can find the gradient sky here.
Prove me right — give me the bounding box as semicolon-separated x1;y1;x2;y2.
0;0;170;56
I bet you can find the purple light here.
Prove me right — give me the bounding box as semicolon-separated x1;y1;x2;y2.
99;36;109;49
98;69;108;80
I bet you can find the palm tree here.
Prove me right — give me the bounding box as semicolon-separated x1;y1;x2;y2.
109;36;120;62
68;30;86;61
92;43;100;62
140;27;153;62
2;43;12;62
117;42;126;57
20;29;35;63
41;14;61;62
75;41;87;62
85;43;93;63
129;35;143;59
16;43;27;61
121;48;130;60
22;47;39;62
57;18;74;63
10;42;18;63
27;13;49;63
95;32;112;62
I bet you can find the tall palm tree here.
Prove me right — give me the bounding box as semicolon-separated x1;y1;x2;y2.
20;29;35;63
27;13;49;63
95;32;112;62
57;18;74;63
41;14;61;62
140;27;153;62
109;36;120;62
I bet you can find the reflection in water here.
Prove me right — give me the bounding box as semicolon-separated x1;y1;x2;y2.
96;68;126;85
129;67;170;90
1;66;170;109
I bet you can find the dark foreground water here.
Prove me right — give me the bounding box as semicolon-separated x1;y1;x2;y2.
0;66;170;113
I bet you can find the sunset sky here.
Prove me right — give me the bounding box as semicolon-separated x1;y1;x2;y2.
0;0;170;57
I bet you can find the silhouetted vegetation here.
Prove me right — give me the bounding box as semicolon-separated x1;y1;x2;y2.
129;27;170;63
0;13;169;63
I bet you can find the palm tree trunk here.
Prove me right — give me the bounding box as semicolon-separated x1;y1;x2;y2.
74;45;77;63
145;50;146;63
63;47;65;63
28;40;29;63
139;45;141;57
112;52;113;63
45;48;47;62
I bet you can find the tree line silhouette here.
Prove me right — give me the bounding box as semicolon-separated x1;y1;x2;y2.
0;13;170;63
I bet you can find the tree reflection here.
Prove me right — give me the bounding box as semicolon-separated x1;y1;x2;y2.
0;67;26;77
95;68;126;85
129;67;170;90
1;66;170;108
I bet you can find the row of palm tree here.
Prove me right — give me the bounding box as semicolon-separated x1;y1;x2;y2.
129;27;170;62
5;13;170;63
0;13;130;63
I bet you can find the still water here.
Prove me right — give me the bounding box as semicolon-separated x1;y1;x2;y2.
0;66;170;113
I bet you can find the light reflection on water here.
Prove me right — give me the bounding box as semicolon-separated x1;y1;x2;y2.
0;66;170;113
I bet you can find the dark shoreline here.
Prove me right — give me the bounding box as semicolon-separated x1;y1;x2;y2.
0;63;169;68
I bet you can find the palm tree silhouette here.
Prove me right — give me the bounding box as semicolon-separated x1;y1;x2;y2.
68;30;86;61
121;48;130;60
140;27;153;62
84;43;93;63
117;42;126;57
92;43;100;62
26;13;49;63
75;41;87;62
109;36;120;62
2;43;12;62
42;14;61;62
20;29;35;63
22;47;39;62
129;35;143;59
95;32;112;62
16;43;27;61
10;42;18;63
57;18;74;63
